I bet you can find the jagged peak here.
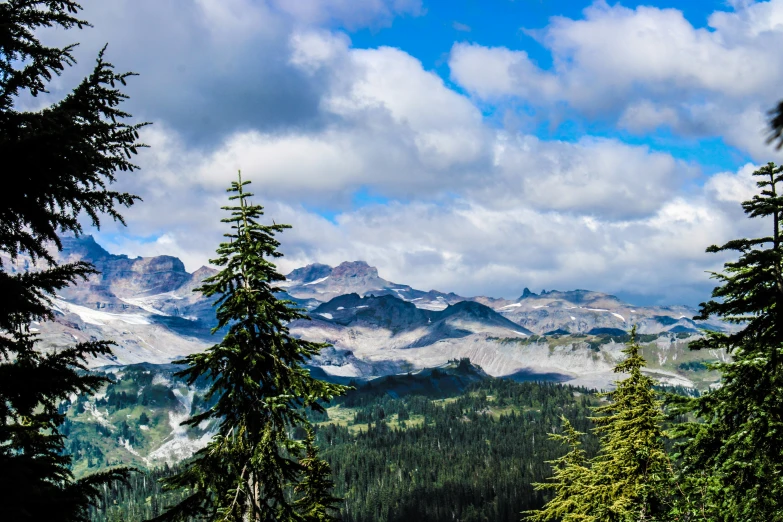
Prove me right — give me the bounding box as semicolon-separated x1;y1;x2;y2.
331;260;379;279
60;234;114;261
519;288;536;299
285;262;333;283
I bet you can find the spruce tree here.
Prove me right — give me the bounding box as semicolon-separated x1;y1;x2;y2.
525;417;596;522
152;173;347;521
586;328;669;521
294;429;342;522
671;162;783;521
526;327;670;522
0;1;148;520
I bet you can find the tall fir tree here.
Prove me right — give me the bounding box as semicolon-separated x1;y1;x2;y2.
526;327;670;522
293;428;342;522
0;1;149;520
525;417;596;522
586;327;670;521
152;173;348;522
671;162;783;521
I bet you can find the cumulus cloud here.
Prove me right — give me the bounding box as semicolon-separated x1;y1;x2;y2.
486;134;694;218
98;155;759;306
449;0;783;160
26;0;774;306
27;0;421;148
93;62;763;306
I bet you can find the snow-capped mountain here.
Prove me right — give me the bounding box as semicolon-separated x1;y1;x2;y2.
9;236;731;389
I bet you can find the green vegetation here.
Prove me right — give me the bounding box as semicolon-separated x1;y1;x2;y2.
670;162;783;521
0;1;148;519
85;378;600;522
527;328;670;521
151;174;348;521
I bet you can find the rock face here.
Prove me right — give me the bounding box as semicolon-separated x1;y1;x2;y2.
280;261;465;310
11;235;733;389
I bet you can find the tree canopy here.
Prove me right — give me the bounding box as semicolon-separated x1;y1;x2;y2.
152;173;348;521
0;1;148;519
527;327;670;522
671;162;783;521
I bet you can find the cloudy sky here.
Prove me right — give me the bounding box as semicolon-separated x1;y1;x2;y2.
31;0;783;305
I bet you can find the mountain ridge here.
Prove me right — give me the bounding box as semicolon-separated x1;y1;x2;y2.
6;235;732;390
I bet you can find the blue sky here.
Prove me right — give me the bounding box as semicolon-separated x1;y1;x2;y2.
349;0;753;176
34;0;783;305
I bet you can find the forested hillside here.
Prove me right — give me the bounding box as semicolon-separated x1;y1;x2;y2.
86;378;599;522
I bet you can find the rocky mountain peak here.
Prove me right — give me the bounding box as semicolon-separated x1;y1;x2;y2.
331;261;378;280
191;266;218;280
520;288;536;299
286;263;332;283
59;234;115;263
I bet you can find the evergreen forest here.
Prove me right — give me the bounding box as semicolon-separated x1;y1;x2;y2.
85;377;600;522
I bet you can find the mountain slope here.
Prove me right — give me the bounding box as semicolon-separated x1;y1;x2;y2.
6;235;731;390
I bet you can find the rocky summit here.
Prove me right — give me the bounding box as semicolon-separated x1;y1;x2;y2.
10;235;732;390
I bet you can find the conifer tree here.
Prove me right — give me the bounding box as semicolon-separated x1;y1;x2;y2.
0;1;148;520
586;328;669;521
527;328;669;522
294;429;342;522
770;101;783;149
152;173;347;521
525;417;595;522
671;162;783;521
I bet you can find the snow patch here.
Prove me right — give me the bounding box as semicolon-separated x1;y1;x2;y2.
84;402;114;430
304;276;329;286
317;313;333;320
319;363;361;377
611;313;625;322
148;387;210;464
152;374;170;386
119;296;169;316
54;299;151;326
499;303;523;310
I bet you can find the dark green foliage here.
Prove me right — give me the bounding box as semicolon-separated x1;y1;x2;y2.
527;328;670;522
526;418;593;522
770;100;783;150
89;379;600;522
670;162;783;521
294;429;342;522
0;1;148;520
90;466;194;522
152;174;348;521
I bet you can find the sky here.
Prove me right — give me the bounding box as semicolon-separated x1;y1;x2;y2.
27;0;783;305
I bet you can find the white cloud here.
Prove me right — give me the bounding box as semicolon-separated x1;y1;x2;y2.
486;134;693;218
705;163;760;203
96;118;765;306
449;0;783;160
29;0;774;306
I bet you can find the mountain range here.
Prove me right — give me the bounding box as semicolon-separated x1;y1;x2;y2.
9;235;731;390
